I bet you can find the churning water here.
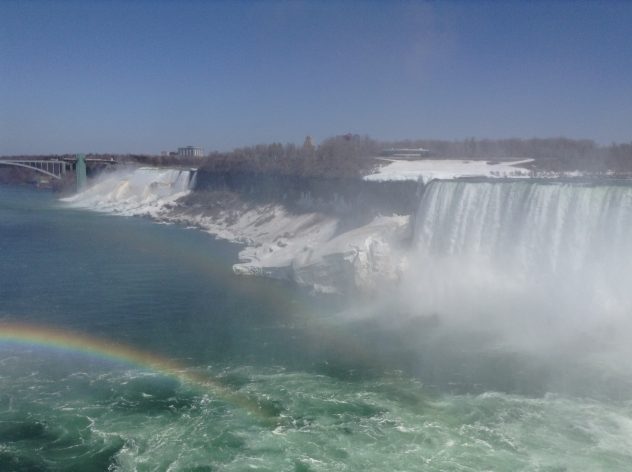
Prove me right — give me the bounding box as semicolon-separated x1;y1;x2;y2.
1;183;631;471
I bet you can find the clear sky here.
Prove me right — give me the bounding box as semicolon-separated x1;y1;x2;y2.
1;0;631;155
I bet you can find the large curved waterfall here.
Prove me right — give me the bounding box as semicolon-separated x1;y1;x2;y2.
62;167;196;216
402;180;632;362
415;180;632;275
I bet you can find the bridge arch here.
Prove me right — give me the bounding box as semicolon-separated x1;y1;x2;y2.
0;160;66;180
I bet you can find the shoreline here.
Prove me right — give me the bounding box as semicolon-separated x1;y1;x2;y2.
55;167;632;295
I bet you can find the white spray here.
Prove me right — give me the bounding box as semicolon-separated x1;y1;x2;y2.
62;167;196;217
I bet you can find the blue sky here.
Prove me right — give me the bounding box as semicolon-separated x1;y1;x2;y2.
1;0;631;154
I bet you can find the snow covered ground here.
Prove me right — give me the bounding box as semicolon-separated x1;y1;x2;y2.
364;158;534;184
170;202;410;293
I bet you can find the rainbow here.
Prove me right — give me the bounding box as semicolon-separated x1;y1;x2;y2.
0;321;276;420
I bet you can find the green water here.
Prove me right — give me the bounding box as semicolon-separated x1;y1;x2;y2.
0;186;631;471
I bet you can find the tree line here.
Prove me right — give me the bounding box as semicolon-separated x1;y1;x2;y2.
199;135;632;175
3;135;632;177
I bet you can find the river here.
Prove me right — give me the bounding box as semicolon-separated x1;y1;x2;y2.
0;185;631;471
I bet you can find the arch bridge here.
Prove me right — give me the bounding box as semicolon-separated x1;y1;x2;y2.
0;155;117;190
0;159;69;180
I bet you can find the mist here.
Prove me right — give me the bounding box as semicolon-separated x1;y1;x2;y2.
335;180;632;399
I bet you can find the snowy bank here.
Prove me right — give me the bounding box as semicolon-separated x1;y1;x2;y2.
170;199;410;294
364;158;534;184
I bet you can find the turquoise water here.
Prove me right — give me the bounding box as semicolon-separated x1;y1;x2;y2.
1;186;631;471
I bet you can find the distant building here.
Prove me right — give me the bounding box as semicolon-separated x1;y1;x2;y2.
303;135;315;151
177;146;204;158
380;148;431;159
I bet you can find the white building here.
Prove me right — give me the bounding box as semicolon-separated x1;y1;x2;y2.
177;146;204;158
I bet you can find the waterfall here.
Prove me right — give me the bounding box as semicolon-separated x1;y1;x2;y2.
415;180;632;276
402;180;632;353
62;167;196;216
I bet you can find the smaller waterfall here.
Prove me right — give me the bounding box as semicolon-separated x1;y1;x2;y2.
62;167;196;216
